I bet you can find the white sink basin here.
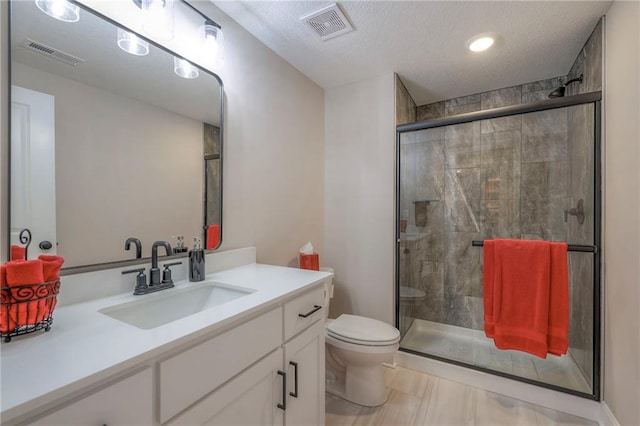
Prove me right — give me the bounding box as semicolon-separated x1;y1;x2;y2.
99;282;255;330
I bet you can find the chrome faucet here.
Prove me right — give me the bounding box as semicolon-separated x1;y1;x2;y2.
150;241;173;286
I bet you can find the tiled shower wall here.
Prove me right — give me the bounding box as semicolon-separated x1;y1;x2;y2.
400;75;569;334
398;19;602;388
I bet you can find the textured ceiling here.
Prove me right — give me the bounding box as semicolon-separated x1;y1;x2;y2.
213;1;611;106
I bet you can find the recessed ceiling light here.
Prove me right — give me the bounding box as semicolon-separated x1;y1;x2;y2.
468;35;495;52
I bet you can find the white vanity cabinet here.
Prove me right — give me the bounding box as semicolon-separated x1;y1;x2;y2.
166;286;326;426
283;320;325;426
26;368;153;426
4;275;328;426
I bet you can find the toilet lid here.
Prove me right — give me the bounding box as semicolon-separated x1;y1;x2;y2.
326;314;400;345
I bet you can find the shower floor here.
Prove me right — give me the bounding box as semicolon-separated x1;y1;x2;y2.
401;319;591;394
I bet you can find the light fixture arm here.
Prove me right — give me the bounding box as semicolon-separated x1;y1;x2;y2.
131;0;222;29
180;0;222;29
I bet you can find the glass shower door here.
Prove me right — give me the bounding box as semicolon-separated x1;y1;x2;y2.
397;101;599;397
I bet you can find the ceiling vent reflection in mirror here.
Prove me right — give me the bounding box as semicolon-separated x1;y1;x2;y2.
300;3;354;41
20;38;85;66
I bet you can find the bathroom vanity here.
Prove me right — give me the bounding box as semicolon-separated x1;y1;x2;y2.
0;249;329;425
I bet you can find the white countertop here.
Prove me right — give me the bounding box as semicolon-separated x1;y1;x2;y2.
0;263;331;422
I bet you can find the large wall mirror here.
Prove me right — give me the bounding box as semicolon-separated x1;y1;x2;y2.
8;0;223;272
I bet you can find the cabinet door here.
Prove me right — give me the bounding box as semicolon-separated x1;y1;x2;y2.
28;368;152;426
283;320;325;426
167;349;285;426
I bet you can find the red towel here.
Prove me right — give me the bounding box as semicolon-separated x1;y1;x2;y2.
5;260;44;286
484;239;556;358
10;245;26;261
0;264;17;333
207;224;220;249
547;242;569;355
5;260;46;327
38;255;65;281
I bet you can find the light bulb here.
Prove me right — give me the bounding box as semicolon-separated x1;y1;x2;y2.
117;29;149;56
202;21;224;69
35;0;80;22
174;57;199;79
142;0;174;41
468;36;494;52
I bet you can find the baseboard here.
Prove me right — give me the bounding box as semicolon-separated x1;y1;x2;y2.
397;351;610;424
601;402;620;426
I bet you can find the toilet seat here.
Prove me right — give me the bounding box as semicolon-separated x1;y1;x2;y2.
326;314;400;347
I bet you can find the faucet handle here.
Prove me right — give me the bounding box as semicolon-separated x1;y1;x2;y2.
122;268;148;295
162;262;182;285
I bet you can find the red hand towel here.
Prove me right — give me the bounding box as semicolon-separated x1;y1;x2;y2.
206;225;220;249
0;264;17;333
10;245;26;261
484;239;551;358
38;255;65;281
5;260;44;286
547;242;569;355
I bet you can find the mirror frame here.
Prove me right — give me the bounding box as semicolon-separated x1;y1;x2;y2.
5;0;224;275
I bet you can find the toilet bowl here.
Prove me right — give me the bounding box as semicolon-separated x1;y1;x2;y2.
320;268;400;407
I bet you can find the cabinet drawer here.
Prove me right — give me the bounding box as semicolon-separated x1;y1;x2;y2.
160;307;282;423
166;349;284;426
284;286;325;341
28;368;152;426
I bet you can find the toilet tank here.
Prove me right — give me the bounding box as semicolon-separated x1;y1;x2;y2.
320;267;334;320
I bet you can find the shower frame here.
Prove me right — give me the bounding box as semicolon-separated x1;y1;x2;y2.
394;91;602;400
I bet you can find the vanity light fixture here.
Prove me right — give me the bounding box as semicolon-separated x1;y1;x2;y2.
467;34;495;52
35;0;80;22
181;0;224;68
203;19;224;67
140;0;175;41
117;28;150;56
174;57;199;79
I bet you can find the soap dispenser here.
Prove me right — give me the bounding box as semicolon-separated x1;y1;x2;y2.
189;237;205;282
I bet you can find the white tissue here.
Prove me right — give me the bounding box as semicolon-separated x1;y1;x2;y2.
299;242;314;254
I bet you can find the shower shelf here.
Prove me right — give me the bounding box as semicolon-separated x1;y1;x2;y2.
471;240;597;253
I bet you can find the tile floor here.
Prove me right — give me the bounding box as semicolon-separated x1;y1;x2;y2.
325;366;598;426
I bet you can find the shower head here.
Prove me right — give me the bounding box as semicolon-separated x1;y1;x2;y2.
548;74;584;98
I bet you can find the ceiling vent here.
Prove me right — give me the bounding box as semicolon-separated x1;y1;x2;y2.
300;3;354;41
20;38;84;66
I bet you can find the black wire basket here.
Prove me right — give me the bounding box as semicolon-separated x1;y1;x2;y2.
0;280;60;343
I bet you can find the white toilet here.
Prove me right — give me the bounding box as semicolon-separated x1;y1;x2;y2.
321;268;400;407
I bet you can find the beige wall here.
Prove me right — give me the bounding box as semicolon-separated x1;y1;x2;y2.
0;1;325;268
205;3;325;267
324;73;396;324
603;1;640;424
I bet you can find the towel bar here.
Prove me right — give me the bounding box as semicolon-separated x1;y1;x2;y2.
471;240;597;253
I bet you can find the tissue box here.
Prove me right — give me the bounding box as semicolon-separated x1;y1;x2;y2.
299;253;319;271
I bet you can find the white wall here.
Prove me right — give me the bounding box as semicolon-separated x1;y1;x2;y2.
0;1;325;268
324;73;396;324
603;1;640;424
